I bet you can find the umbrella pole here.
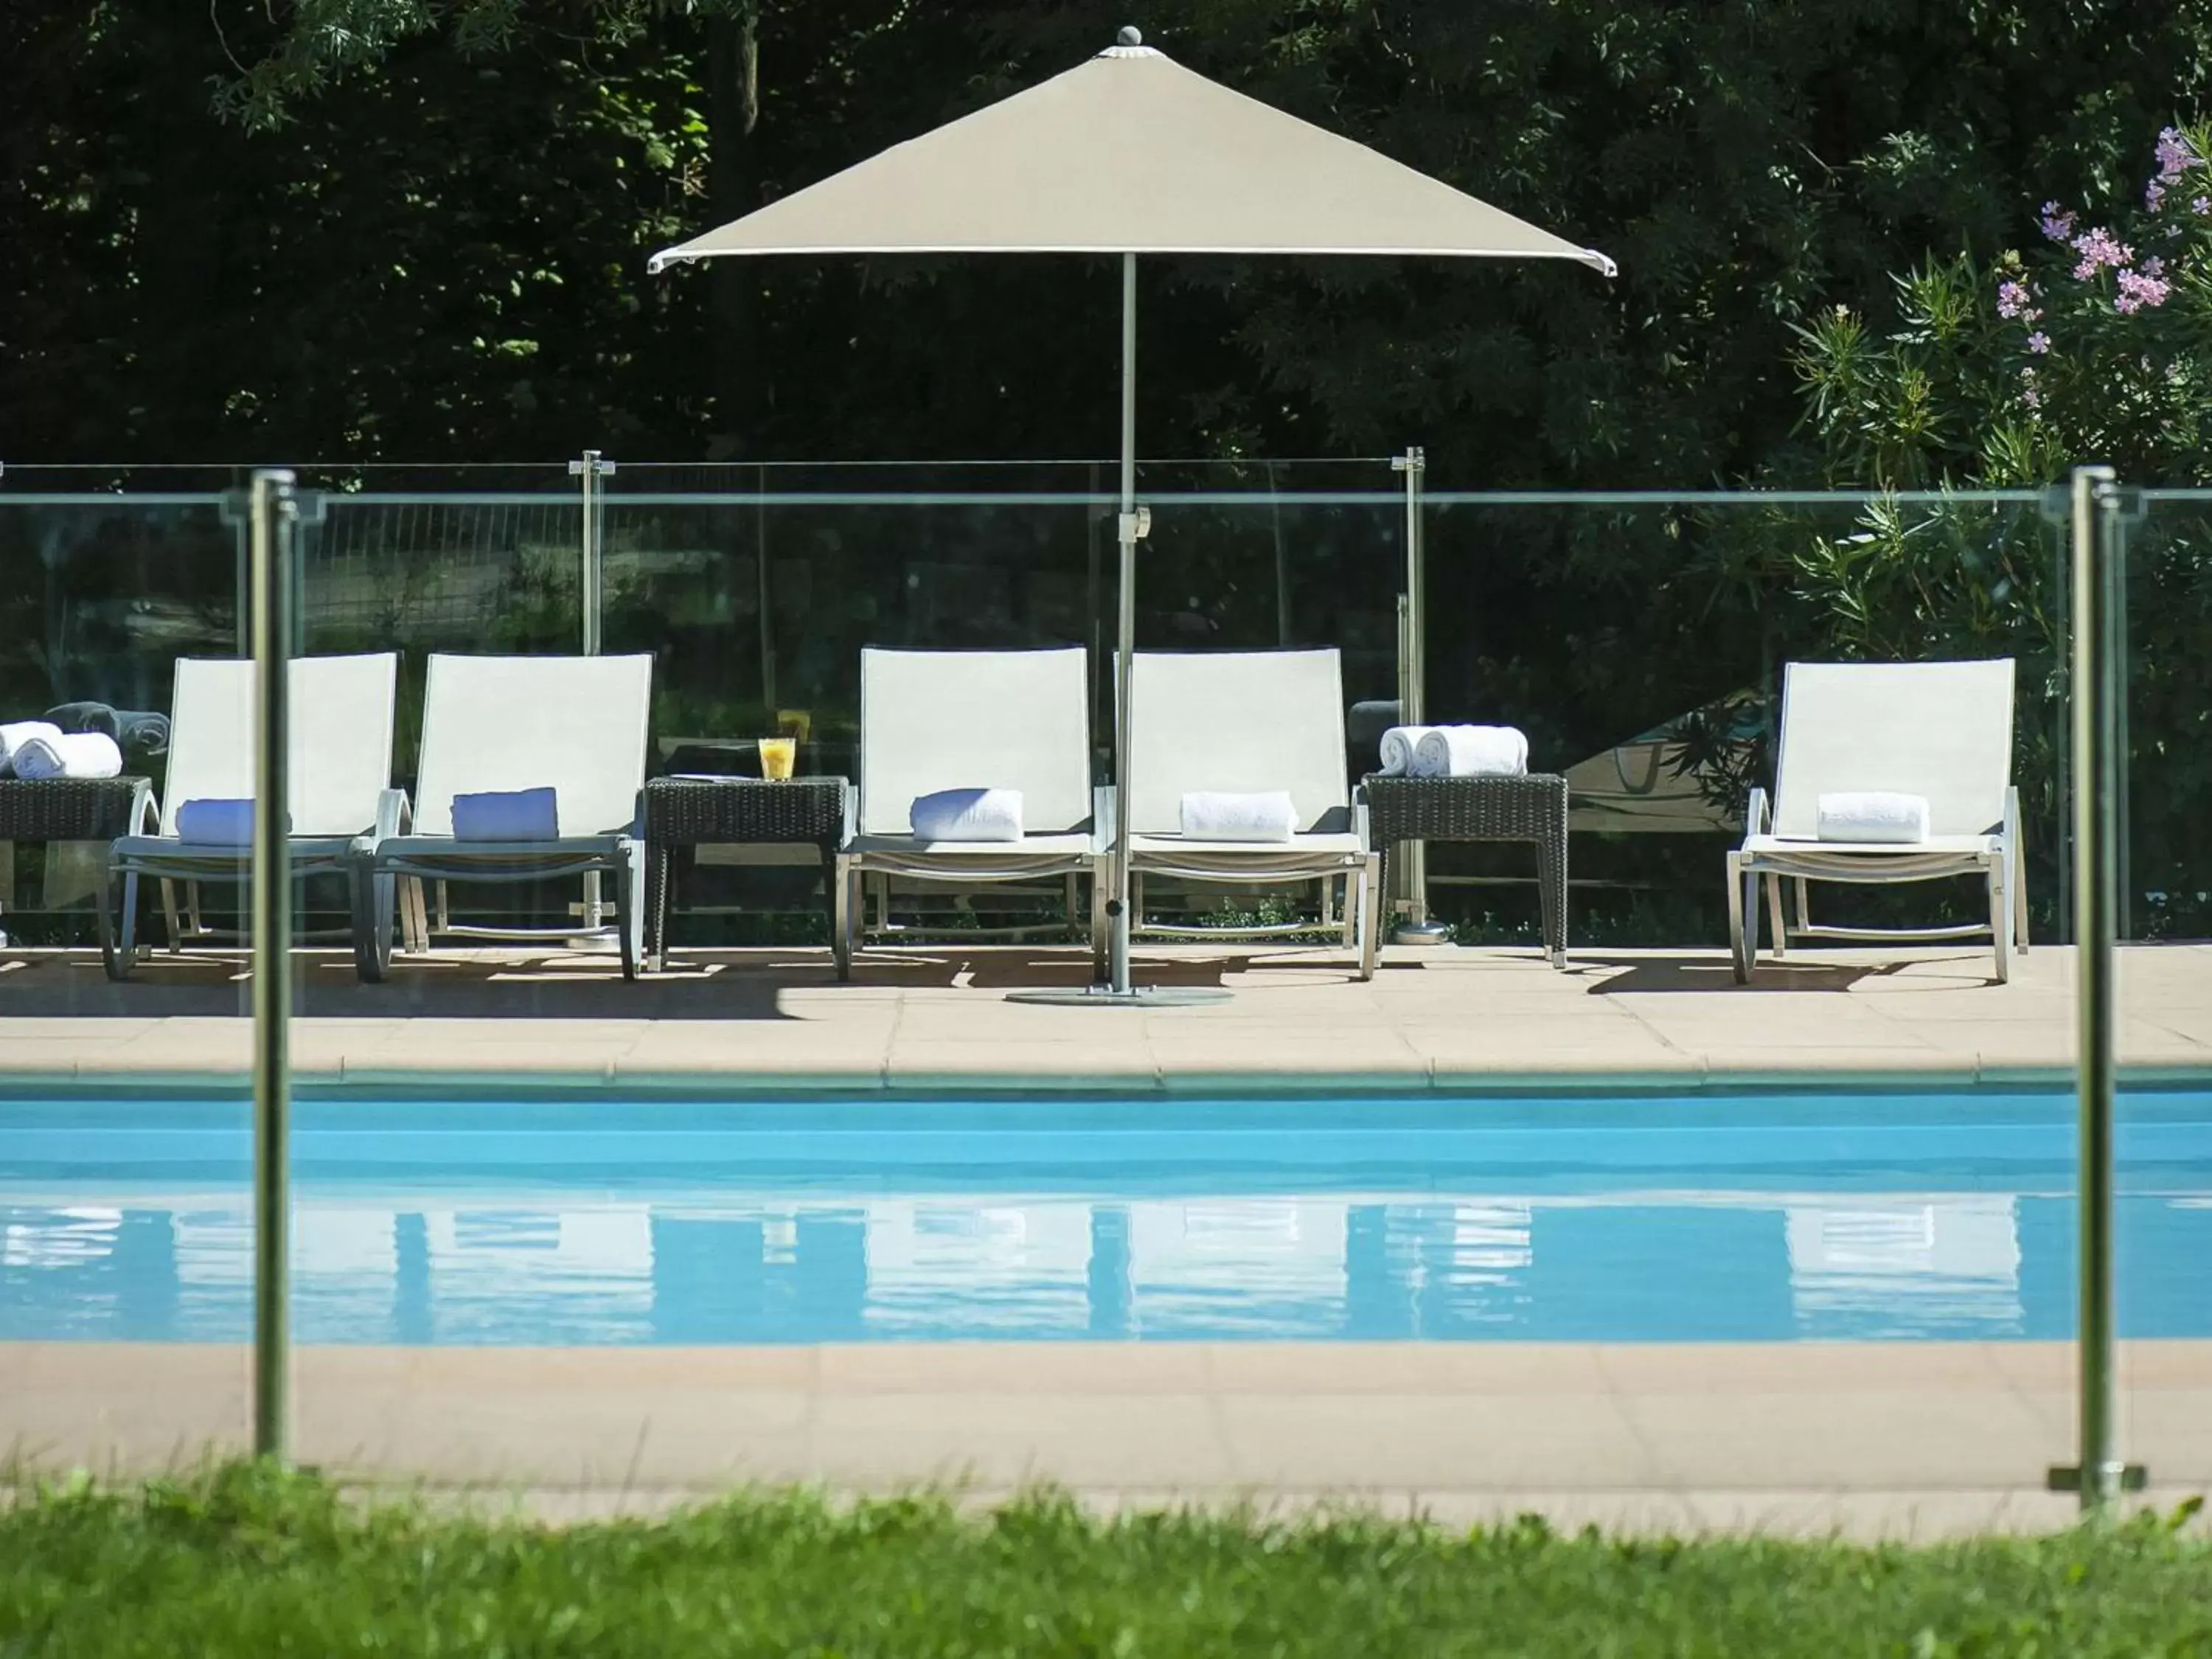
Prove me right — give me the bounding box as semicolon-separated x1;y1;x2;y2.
1110;251;1138;993
1012;254;1226;1009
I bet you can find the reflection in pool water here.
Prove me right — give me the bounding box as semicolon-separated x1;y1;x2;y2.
2;1091;2208;1343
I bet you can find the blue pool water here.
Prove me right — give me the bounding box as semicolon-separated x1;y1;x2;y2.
2;1091;2208;1345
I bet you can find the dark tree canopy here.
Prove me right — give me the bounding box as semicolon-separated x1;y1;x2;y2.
8;0;2208;482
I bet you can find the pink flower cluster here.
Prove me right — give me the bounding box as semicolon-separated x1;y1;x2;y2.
2072;226;2134;279
2039;201;2076;242
2115;256;2171;314
2147;128;2202;209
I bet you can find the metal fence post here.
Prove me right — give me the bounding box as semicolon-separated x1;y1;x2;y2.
248;468;295;1463
569;451;615;930
1391;447;1446;941
2048;464;2144;1514
570;450;615;655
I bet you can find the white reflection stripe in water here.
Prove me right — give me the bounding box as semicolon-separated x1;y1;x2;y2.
1786;1198;2024;1329
2;1206;121;1268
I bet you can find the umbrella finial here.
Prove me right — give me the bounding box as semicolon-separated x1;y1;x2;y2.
1117;25;1141;46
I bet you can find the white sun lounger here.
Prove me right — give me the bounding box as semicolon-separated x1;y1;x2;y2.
838;646;1103;981
1124;648;1380;979
102;653;405;981
351;653;653;981
1728;658;2025;983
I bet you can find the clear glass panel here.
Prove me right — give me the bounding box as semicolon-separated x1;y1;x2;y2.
8;476;2208;1524
1417;490;2061;950
0;493;243;989
2113;493;2212;1500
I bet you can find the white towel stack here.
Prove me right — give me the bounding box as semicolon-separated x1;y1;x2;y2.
9;731;122;781
1178;790;1298;843
1406;725;1528;779
911;787;1023;843
0;720;65;779
1816;792;1931;845
1377;726;1433;776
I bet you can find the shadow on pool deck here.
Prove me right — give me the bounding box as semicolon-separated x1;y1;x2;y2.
1583;955;1916;995
0;943;1271;1020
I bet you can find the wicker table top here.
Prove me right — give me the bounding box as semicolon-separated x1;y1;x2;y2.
642;776;846;847
0;776;156;843
1362;772;1567;842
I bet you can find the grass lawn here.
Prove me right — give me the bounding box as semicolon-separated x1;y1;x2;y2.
3;1464;2208;1656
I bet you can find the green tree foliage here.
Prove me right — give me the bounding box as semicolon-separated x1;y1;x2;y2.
1784;125;2212;933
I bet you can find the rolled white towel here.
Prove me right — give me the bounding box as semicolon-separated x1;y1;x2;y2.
451;787;560;841
1817;791;1930;844
1411;725;1528;779
0;720;63;778
1377;726;1439;778
911;787;1023;843
174;798;271;846
1179;790;1298;843
10;730;122;781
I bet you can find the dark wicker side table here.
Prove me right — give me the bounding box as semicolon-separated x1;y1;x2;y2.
641;776;846;971
0;775;158;950
1361;773;1569;967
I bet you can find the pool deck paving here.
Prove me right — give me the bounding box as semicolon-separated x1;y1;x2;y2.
4;938;2208;1536
0;938;2208;1088
4;1339;2208;1539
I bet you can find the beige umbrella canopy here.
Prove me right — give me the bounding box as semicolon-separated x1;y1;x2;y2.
652;29;1613;1001
651;38;1613;270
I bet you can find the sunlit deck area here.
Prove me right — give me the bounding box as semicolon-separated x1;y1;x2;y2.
1;941;2207;1088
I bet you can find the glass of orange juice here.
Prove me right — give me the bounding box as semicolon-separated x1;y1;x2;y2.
759;737;796;782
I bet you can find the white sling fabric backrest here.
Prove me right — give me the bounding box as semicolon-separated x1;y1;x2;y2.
161;654;399;837
858;647;1093;837
1129;649;1349;834
1772;659;2015;838
412;654;653;837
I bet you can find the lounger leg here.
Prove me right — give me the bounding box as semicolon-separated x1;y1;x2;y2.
1357;853;1381;981
1727;853;1754;984
617;846;644;983
1989;862;2012;985
1090;866;1109;981
408;877;430;953
99;863;135;983
1338;872;1357;950
352;859;392;984
158;878;181;953
1764;874;1787;959
833;855;855;983
1793;877;1812;935
2014;846;2030;953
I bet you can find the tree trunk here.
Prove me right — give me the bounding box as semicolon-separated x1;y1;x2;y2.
706;6;765;456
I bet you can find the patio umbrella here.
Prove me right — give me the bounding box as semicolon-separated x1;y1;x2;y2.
650;28;1614;1001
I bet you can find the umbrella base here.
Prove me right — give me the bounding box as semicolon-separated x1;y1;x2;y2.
1006;984;1232;1008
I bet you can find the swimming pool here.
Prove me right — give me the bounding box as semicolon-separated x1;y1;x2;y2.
3;1090;2208;1345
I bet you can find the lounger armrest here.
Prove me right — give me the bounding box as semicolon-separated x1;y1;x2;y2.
841;780;859;851
131;782;159;838
2003;785;2021;849
1353;794;1373;853
1742;786;1771;842
374;787;411;841
1092;784;1117;855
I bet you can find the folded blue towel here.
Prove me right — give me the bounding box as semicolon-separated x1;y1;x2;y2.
451;787;560;841
911;787;1023;843
174;798;271;846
